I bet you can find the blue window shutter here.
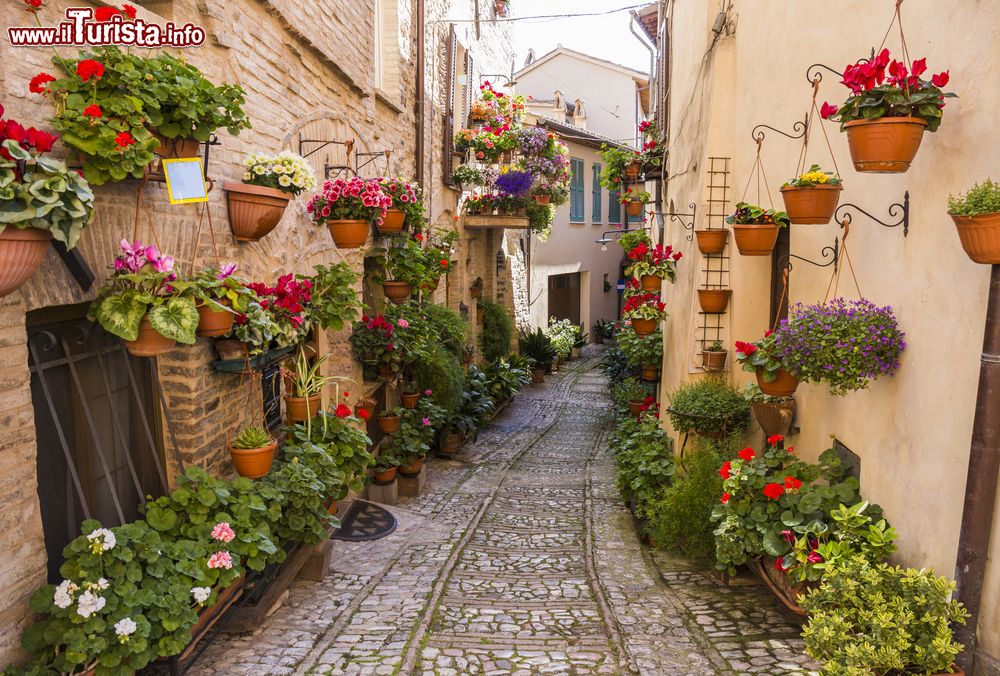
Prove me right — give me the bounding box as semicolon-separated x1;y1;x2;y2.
608;188;621;224
570;158;585;222
591;164;602;223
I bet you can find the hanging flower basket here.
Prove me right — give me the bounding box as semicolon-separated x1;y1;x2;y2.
639;274;662;292
224;182;292;242
401;392;420;408
196;302;234;337
732;223;779;256
0;228;51;298
379;209;406;234
382;281;412;305
152;132;201;159
624;160;643;180
630;318;657;336
327;220;371;248
533;194;551;205
378;414;401;434
751;400;794;437
844;117;927;173
780;184;843;225
695;229;728;255
285;394;321;423
701;348;728;372
948;181;1000;264
125;316;177;357
697;288;731;314
756;368;799;397
640;365;660;381
625;201;644;217
421;277;440;292
228;439;277;479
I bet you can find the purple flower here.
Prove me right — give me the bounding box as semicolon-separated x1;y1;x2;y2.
152;255;175;274
217;263;237;280
495;170;534;197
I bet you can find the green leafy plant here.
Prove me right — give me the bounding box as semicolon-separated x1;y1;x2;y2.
705;341;725;352
617;229;651;252
373;236;428;287
231;425;273;450
666;378;750;438
0;139;95;248
412;342;465;414
419;301;467;358
445;367;495;442
617;329;663;370
519;327;557;369
286;411;373;496
611;414;675;514
544;317;578;360
598;144;641;189
802;556;967;675
726;202;790;228
481;357;531;403
451;165;483;187
282;346;337;399
303;263;360;331
419;229;458;286
610;376;652;413
231;301;280;355
948;179;1000;217
742;383;793;405
783;164;842;188
479;300;514;361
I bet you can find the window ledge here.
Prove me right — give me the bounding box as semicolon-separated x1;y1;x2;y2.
374;89;405;114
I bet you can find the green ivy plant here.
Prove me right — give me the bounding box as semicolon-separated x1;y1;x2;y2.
948;179;1000;217
303;263;360;331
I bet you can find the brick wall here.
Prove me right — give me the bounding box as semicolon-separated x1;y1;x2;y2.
0;0;515;666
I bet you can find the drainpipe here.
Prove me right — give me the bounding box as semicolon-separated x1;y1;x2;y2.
415;0;425;188
954;265;1000;673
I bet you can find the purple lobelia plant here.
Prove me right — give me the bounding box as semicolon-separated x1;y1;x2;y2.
495;169;534;197
771;297;905;396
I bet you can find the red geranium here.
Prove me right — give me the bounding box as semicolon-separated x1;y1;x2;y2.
734;340;758;356
627;242;649;261
121;3;137;18
76;59;105;83
356;407;370;420
766;434;783;446
762;483;784;500
82;104;103;118
335;403;352;418
720;492;730;504
23;0;44;13
737;447;755;462
29;72;55;95
719;461;731;480
114;131;135;149
784;475;802;491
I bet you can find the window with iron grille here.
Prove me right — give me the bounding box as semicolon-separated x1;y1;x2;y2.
591;163;602;223
569;157;585;222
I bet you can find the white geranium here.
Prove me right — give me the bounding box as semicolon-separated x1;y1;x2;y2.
76;590;106;618
91;577;109;591
86;528;116;553
114;617;137;642
53;580;77;609
191;586;212;604
240;150;317;195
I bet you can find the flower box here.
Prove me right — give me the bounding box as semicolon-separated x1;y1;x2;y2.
463;215;531;229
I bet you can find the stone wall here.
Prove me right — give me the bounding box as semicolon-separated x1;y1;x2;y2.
0;0;515;665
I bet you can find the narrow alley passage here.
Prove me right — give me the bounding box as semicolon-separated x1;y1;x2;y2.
188;352;818;675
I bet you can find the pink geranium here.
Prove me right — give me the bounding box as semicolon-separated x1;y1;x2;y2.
211;522;235;543
207;551;233;569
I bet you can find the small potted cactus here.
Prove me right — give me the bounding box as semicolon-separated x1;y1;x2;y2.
228;425;277;478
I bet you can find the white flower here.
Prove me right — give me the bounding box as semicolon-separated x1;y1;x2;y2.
278;175;292;187
191;586;212;604
114;617;137;641
76;590;106;618
53;580;77;609
243;172;252;181
91;577;109;591
253;165;266;175
86;528;116;552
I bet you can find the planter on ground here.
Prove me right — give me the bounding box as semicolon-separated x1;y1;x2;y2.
0;228;51;298
749;557;812;617
780;184;843;225
228;439;277;479
695;229;728;255
530;367;545;384
732;223;779;256
844;117;927;174
224;182;292;242
438;432;463;458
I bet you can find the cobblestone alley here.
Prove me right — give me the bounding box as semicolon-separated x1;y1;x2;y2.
187;352;819;675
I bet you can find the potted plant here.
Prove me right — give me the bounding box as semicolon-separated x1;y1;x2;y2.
286;408;374;497
282;346;335;423
307;176;392;248
0;137;95;297
231;274;313;355
666;378;750;439
303;262;361;331
623;292;667;336
401;391;420;409
599;145;641;189
695;228;728;255
419;229;458;292
571;325;588;359
377;407;403;434
697;288;731;314
373;236;426;304
625;242;682;291
701;341;727;372
225;150;317;242
743;384;794;437
726;202;790;256
780;164;843;224
821;49;955;173
88;240;198;357
377;177;424;233
617;328;663;380
451;165;483;189
519;328;556;382
372;448;400;484
617;377;652;416
227;425;277;478
736;334;798;397
175;264;254;338
949;179;1000;264
620;188;651;218
801;556;967;675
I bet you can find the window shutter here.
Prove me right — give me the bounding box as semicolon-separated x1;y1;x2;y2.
465;51;475;128
609;189;621;224
443;24;457;187
569;158;585;222
591;163;602;223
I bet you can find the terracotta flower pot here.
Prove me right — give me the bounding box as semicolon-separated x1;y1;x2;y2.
356;397;377;419
756;368;799;397
378;365;393;379
228;440;277;479
751;556;812;617
401;392;420;409
383;281;412;305
438;431;463;457
639;274;662;292
844;116;927;173
125;316;176;357
379;209;406;233
625;160;642;179
399;457;424;476
625;201;644;217
630;317;657;336
701;349;728;372
732;223;779;256
695;229;728;255
752;400;794;437
224;182;292;242
421;277;440;292
373;467;397;484
533;194;551;205
780;184;843;225
530;367;545;384
0;228;50;298
640;365;660;381
628;400;644;416
285;394;322;423
327;219;370;248
196;301;234;337
951;212;1000;264
378;415;401;434
327;500;339;516
697;288;731;314
152;132;201;159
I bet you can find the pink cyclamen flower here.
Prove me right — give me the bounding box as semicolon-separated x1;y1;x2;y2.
807;551;824;564
211;522;235;543
421;418;431;426
217;263;237;280
424;389;432;396
207;551;233;569
153;255;174;274
397;319;409;328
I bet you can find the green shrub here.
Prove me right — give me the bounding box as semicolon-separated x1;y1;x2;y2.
544;317;577;359
413;341;465;414
948;179;1000;216
518;327;556;368
420;302;467;358
611;414;675;513
617;329;663;369
480;300;514;361
802;556;967;676
667;377;750;437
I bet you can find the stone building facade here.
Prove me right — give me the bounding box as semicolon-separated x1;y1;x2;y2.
0;0;516;665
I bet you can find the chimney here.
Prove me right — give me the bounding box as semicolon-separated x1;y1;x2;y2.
552;90;566;123
524;48;535;67
573;98;587;129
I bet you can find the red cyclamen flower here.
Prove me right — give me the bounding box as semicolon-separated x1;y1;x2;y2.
820;102;838;119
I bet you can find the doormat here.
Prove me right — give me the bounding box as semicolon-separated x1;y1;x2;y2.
331;500;397;542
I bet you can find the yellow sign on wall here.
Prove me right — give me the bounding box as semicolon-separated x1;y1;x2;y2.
163;158;209;204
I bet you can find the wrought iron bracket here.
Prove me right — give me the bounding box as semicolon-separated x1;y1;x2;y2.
667;203;697;240
780;237;839;273
298;135;356;179
752;113;808;143
594;226;649;247
835;191;910;236
805;63;844;84
355;149;392;176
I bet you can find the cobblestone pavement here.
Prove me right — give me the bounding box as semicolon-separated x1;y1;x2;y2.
186;350;819;675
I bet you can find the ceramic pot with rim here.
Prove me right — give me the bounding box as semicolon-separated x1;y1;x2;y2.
379;209;406;233
845;116;927;173
373;467;397;484
697;288;732;314
533;194;551;205
382;281;412;305
152;132;201;159
951;212;1000;264
327;219;370;248
640;365;660;381
732;223;780;256
625;201;644;217
640;274;662;292
224;181;292;242
0;228;51;298
378;415;401;434
399;457;424;476
627;400;644;416
625;160;642;179
285;394;322;423
356;397;377;419
438;431;463;457
752;400;794;437
530;367;545;384
196;301;234;337
228;439;277;479
630;317;657;336
401;392;420;409
780;184;843;224
125;316;176;357
695;229;728;255
701;349;728;372
756;368;799;397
